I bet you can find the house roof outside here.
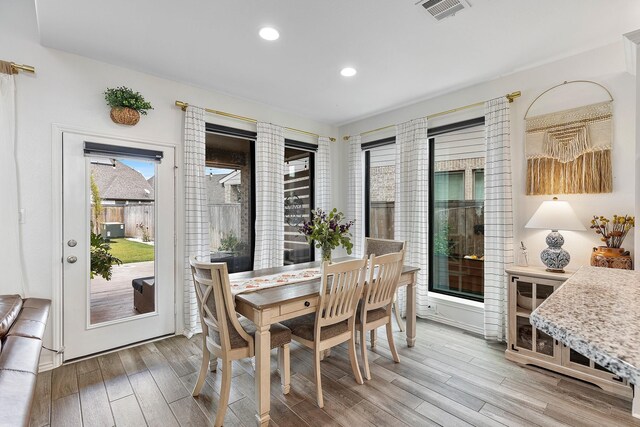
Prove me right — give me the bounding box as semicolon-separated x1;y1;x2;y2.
91;160;155;202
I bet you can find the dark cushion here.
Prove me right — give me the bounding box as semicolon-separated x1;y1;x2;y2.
0;336;41;374
239;318;292;350
281;314;349;342
132;277;155;294
206;316;291;350
356;306;387;324
0;295;23;339
365;239;404;257
0;369;36;427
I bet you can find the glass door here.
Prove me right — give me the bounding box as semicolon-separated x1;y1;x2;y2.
62;132;175;361
512;277;560;361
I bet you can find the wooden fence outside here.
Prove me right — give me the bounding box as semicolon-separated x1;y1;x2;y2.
92;204;155;240
208;204;241;250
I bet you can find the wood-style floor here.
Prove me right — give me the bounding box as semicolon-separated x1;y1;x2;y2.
32;320;640;427
90;261;154;324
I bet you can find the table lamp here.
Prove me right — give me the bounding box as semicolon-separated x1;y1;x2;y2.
525;197;586;272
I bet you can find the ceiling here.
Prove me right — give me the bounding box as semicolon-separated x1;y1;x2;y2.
35;1;640;125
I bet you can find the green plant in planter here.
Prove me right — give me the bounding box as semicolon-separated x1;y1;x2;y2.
104;86;153;114
433;223;453;257
90;232;122;280
218;232;247;254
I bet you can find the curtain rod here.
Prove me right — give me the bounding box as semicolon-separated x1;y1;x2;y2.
175;100;336;142
10;62;35;73
342;91;521;141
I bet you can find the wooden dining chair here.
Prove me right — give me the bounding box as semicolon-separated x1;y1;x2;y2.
357;250;405;380
190;257;292;427
364;237;406;333
281;258;367;408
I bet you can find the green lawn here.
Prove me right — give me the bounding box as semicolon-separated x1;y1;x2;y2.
108;238;155;264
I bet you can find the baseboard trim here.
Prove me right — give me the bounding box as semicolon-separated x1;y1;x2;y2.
38;361;55;373
426;313;485;336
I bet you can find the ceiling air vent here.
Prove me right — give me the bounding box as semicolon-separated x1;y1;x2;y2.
419;0;467;21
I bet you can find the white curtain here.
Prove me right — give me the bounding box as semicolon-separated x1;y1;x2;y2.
347;135;364;258
253;123;285;270
0;66;26;296
315;136;332;260
183;106;209;336
394;118;430;318
483;97;514;341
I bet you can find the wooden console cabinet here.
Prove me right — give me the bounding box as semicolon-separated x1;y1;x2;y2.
505;265;630;397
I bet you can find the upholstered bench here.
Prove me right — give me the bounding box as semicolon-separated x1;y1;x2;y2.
0;294;51;427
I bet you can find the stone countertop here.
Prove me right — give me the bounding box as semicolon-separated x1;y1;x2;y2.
530;266;640;385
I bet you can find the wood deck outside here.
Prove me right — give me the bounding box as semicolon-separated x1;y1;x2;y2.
34;320;640;427
90;261;154;324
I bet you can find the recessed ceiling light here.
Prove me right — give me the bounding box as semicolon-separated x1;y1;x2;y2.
340;67;357;77
259;27;280;41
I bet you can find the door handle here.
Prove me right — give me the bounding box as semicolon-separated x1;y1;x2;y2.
67;239;77;247
67;255;78;264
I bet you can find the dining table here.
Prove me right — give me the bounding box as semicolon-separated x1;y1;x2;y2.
231;256;420;427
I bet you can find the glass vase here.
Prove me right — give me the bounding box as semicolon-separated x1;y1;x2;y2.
321;245;332;263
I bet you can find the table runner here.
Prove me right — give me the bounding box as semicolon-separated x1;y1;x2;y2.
230;267;322;295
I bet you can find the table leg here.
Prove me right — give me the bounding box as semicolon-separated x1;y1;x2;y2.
254;324;271;427
633;384;640;419
406;274;416;347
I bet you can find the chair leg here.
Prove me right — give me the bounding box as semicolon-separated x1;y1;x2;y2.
370;329;377;349
349;334;364;385
314;348;324;408
215;358;232;427
393;293;405;332
360;325;371;380
278;344;290;395
193;345;210;397
386;322;400;363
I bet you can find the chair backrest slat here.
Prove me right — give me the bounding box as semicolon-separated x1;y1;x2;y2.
364;251;405;312
317;258;367;327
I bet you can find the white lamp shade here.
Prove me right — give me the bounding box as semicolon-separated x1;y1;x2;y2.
525;199;586;231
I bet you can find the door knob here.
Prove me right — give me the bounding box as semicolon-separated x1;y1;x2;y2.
67;239;77;247
67;256;78;264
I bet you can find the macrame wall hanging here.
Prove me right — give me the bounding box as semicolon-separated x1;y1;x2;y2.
524;80;613;195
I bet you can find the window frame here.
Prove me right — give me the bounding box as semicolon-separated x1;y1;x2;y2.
204;127;320;270
428;117;486;303
284;140;317;264
205;123;257;271
363;137;396;238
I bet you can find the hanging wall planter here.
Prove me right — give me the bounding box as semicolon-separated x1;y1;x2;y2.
104;86;153;126
110;107;140;125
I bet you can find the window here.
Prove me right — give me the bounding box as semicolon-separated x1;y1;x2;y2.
434;171;464;201
205;131;255;273
474;169;484;200
365;142;396;239
205;126;318;271
429;121;485;302
284;146;315;265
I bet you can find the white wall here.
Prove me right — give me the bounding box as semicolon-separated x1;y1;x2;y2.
1;0;339;369
340;41;635;269
339;41;636;331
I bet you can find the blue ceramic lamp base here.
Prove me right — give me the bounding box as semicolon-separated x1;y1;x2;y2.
540;230;570;273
